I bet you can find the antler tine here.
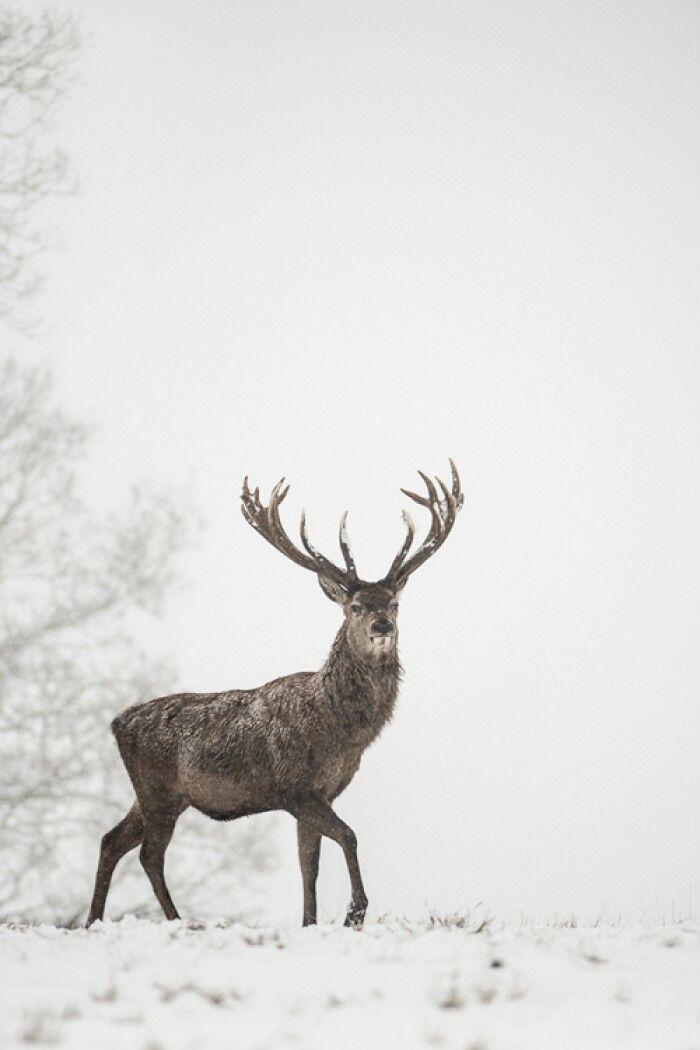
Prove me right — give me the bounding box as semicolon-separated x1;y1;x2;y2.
417;470;441;509
263;478;289;542
298;510;318;557
400;485;430;507
386;508;415;579
298;510;323;559
386;461;464;585
449;458;463;507
436;475;457;523
268;483;312;562
241;475;261;528
338;511;357;578
268;477;288;509
301;509;359;585
405;470;445;540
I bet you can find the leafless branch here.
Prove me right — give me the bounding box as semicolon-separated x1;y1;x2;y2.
0;8;80;329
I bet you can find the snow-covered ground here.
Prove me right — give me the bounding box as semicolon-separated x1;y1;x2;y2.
1;914;698;1049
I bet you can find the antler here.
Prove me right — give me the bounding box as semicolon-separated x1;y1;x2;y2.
385;459;464;586
241;476;358;590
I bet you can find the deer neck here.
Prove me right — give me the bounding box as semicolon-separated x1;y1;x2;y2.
319;625;401;741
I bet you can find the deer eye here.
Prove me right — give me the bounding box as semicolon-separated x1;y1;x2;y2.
389;602;398;611
350;604;362;614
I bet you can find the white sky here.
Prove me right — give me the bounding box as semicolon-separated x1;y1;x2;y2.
18;0;700;922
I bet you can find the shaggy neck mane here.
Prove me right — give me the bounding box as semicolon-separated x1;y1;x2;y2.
318;624;401;733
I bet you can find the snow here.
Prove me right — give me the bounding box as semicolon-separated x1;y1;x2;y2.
1;915;699;1049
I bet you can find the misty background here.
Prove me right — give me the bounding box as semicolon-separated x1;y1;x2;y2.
13;1;700;922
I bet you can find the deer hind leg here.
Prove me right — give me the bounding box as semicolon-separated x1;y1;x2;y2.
289;796;367;929
86;802;144;926
296;820;321;926
139;803;182;921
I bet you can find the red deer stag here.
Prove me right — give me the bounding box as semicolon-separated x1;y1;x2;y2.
87;462;464;928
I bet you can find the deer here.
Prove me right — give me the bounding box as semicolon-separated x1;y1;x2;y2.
86;461;464;929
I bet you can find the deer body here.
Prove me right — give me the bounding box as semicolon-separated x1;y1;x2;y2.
87;464;461;928
112;628;399;817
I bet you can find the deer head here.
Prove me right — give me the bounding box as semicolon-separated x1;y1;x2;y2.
241;461;464;660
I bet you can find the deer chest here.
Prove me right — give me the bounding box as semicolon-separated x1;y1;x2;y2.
312;746;364;800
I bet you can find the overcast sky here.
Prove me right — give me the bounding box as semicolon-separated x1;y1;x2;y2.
18;0;700;922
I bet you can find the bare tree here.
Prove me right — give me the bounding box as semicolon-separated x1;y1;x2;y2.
0;361;275;920
0;7;80;328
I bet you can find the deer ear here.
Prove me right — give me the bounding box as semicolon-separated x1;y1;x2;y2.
318;575;347;604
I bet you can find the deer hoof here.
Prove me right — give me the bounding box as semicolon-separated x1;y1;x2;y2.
344;905;367;930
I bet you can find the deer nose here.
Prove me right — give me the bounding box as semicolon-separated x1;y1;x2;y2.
372;619;393;635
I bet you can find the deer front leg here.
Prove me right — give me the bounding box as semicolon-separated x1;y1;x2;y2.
137;802;182;921
288;795;368;929
296;820;321;926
